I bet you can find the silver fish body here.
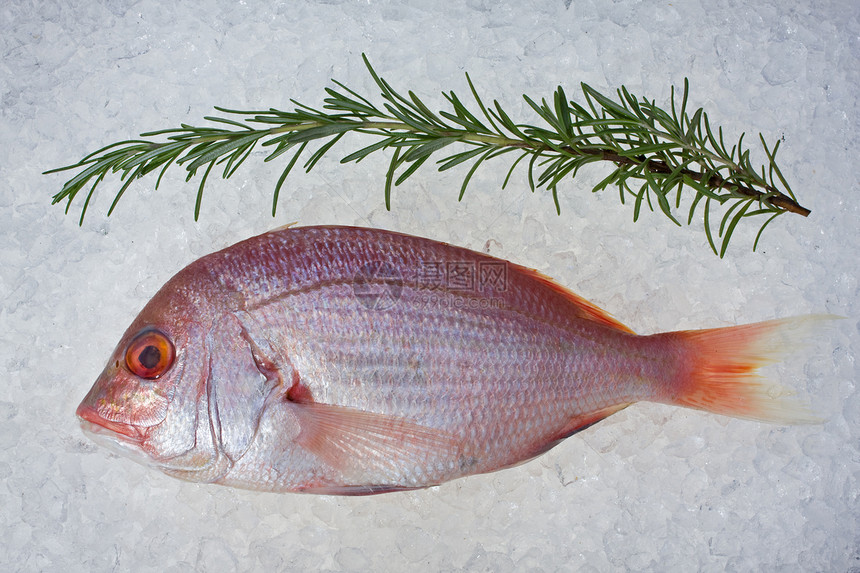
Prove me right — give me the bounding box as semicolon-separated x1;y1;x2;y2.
77;226;815;494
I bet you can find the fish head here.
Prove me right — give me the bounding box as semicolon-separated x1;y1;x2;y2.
76;270;228;481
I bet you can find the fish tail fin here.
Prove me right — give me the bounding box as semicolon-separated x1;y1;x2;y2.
662;315;838;424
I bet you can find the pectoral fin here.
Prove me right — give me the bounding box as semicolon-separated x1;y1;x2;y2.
290;401;460;484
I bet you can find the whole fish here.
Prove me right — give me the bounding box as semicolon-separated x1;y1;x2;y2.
77;225;818;495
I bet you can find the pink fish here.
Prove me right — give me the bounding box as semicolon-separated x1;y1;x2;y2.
77;226;818;495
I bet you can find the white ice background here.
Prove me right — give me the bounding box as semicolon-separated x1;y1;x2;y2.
2;0;859;571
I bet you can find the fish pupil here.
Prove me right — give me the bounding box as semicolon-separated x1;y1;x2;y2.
138;345;161;369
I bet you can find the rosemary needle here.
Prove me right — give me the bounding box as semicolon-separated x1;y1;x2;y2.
45;53;809;257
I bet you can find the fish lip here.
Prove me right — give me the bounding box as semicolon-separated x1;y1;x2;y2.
76;403;145;443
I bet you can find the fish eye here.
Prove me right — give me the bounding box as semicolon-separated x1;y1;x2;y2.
125;329;175;380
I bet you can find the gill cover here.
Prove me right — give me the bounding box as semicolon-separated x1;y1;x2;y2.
208;312;284;462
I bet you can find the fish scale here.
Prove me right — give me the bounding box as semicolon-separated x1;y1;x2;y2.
76;225;821;495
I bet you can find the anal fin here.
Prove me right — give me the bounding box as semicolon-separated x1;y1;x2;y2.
499;403;631;471
553;403;631;441
297;483;431;496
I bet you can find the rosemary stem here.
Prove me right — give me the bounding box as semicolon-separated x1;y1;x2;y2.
273;120;809;216
265;120;525;148
45;53;811;255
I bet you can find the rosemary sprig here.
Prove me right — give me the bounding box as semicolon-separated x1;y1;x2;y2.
46;54;809;256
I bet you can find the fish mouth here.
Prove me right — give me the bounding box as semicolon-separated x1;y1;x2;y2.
76;403;144;440
77;404;162;467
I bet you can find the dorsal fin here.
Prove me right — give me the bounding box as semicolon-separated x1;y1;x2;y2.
269;221;299;233
513;264;635;334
